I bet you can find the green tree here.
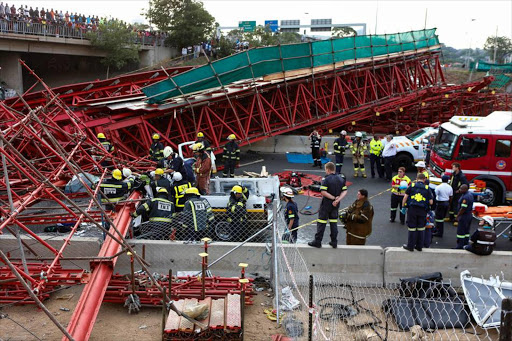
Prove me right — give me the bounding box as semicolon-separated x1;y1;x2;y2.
332;26;357;38
484;36;512;64
146;0;215;48
87;20;139;70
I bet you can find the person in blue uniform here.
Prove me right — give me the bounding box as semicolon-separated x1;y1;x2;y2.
281;187;299;243
455;184;473;249
309;129;322;167
401;173;433;251
308;162;348;248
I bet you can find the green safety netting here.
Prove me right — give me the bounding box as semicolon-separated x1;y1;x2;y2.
489;74;511;89
476;60;512;73
143;29;440;104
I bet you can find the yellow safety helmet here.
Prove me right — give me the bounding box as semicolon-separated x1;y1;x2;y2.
97;132;106;139
227;134;236;140
192;142;204;151
231;185;243;194
152;133;160;140
112;169;122;180
155;168;164;176
197;132;204;138
184;187;200;196
157;187;168;194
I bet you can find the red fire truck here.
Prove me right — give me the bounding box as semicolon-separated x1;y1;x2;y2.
429;111;512;206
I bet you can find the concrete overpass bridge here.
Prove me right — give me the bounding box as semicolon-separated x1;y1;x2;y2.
0;23;177;93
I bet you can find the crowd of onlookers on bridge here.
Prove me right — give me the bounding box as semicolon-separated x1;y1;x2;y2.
0;2;168;46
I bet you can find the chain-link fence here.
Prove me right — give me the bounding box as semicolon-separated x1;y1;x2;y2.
131;198;271;243
272;201;508;341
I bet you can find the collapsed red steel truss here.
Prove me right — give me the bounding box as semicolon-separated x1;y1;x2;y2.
0;47;510;340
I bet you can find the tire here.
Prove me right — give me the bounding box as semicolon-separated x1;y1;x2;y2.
393;153;413;171
215;221;233;241
479;181;502;206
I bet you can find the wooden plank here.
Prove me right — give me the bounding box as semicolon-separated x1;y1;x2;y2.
178;298;198;332
263;45;442;82
225;294;241;329
164;299;185;332
209;298;225;329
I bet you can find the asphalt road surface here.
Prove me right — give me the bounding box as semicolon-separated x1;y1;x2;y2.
239;152;512;252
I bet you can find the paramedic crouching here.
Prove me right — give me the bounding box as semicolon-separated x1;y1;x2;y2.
464;215;497;256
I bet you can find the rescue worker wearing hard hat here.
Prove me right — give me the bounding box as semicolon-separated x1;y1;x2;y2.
226;185;247;241
151;168;172;199
464;216;497;256
95;132;115;168
350;132;367;178
195;132;212;152
333;130;348;174
159;146;187;180
414;161;429;182
99;168;131;210
131;187;175;239
281;187;299;243
149;133;165;161
179;187;214;241
192;142;212;195
390;167;411;225
170;172;191;212
222;134;240;178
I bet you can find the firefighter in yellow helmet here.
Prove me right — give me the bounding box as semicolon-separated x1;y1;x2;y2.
350;132;367;178
222;134;240;178
96;132;115;169
99;169;131;211
226;185;247;241
195;132;212;152
149;133;164;161
131;187;175;239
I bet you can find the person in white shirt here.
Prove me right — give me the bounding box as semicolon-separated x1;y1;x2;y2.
433;175;453;237
382;135;397;181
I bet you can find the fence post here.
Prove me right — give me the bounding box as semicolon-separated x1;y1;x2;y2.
500;297;512;341
271;198;280;325
308;274;314;341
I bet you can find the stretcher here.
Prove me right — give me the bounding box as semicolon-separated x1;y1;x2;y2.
473;206;512;239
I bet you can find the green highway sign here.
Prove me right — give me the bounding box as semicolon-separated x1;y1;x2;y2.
238;21;256;32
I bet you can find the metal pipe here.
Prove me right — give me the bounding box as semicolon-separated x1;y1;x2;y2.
272;199;280;326
0;250;75;341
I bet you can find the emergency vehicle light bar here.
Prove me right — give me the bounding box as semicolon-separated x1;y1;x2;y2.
449;116;485;127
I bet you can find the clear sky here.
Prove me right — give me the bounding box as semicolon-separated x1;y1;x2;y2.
7;0;512;49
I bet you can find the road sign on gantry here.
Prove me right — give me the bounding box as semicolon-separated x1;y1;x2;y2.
239;21;256;32
264;20;278;32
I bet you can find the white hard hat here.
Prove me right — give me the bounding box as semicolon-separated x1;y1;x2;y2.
172;172;183;182
280;187;294;198
415;161;426;168
482;215;494;227
341;130;347;135
150;171;155;178
163;146;173;158
122;168;132;178
355;132;363;138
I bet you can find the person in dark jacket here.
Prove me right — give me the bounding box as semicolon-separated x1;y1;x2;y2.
448;162;468;224
151;168;171;198
132;187;174;239
309;129;322;167
149;133;164;161
226;185;247;241
281;187;299;243
333;130;348;174
464;215;497;256
222;134;240;177
179;187;214;241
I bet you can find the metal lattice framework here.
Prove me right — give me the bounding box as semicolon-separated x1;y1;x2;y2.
0;39;511;340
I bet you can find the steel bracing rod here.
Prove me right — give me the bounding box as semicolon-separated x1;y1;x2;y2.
0;133;29;277
0;251;75;341
34;169;108;294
